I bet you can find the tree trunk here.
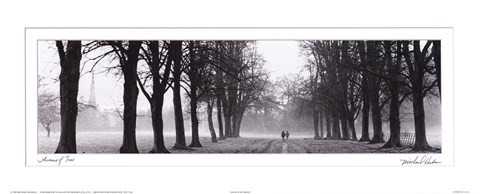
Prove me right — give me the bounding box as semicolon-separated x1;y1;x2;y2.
369;81;384;143
47;126;51;138
215;71;226;139
230;105;245;138
147;41;170;153
332;111;341;140
149;100;169;153
234;111;244;138
340;114;350;140
433;41;441;97
359;72;370;142
383;41;402;148
189;95;202;147
325;109;332;139
188;41;202;148
412;88;429;150
348;115;357;141
348;75;358;141
412;41;430;150
358;41;370;142
221;88;232;138
119;41;141;153
384;80;402;148
215;43;230;139
55;41;81;154
229;84;239;138
216;96;225;140
171;41;187;149
207;100;218;142
367;41;384;144
223;111;232;138
313;106;320;140
231;111;238;138
340;41;350;141
319;108;324;139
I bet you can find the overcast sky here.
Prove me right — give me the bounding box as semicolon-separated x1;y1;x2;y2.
38;41;305;111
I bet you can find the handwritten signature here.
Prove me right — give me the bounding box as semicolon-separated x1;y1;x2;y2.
37;155;75;165
400;155;441;166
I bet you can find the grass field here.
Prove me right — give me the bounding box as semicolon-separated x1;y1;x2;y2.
38;131;441;154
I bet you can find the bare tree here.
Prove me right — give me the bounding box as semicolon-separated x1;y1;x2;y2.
184;41;203;147
403;40;438;151
183;41;223;146
382;41;402;148
55;40;81;153
136;40;172;153
357;41;370;142
110;41;142;153
211;41;268;138
215;64;225;140
83;40;142;153
205;98;218;143
38;90;59;137
366;41;385;144
170;41;188;149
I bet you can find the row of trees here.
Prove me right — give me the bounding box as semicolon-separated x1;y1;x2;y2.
51;40;268;153
285;40;440;151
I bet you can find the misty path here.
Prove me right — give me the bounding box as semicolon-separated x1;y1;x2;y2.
257;138;440;153
263;139;308;153
281;141;288;153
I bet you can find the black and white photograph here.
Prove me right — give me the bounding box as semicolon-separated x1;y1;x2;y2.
37;39;442;154
2;1;480;194
21;26;456;193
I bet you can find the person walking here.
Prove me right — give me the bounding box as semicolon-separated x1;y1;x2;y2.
285;131;289;140
281;131;286;141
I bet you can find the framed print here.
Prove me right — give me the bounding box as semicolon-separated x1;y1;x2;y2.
4;1;478;193
26;27;452;167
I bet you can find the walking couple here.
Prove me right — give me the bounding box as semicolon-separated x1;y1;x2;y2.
281;131;289;141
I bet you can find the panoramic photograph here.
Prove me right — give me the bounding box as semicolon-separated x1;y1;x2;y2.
37;40;441;154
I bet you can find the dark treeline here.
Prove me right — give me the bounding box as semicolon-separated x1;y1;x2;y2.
51;40;268;153
284;40;440;151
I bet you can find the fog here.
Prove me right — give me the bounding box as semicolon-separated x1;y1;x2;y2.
39;95;441;147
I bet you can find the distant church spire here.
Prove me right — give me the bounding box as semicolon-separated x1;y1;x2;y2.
88;72;97;107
